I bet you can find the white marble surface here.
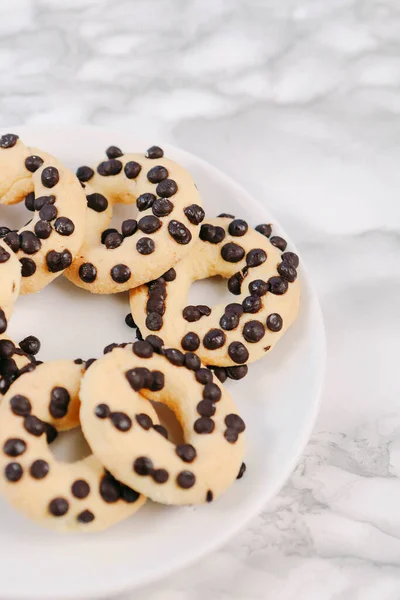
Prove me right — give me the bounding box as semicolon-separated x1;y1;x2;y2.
1;0;400;598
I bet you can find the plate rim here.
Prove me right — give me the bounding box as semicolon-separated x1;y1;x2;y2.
1;124;326;600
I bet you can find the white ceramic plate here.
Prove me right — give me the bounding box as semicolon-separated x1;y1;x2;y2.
0;126;325;600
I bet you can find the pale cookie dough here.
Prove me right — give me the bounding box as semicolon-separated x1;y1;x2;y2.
0;360;148;532
80;342;245;505
65;144;204;294
0;133;87;294
0;239;21;334
129;217;300;368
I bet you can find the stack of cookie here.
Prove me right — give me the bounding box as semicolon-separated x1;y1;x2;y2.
0;134;300;532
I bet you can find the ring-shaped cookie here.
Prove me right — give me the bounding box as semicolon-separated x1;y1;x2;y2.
80;341;245;505
129;217;300;367
65;145;204;294
0;360;147;532
0;134;86;294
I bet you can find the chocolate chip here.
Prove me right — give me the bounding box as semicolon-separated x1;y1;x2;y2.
197;305;211;316
227;271;245;295
175;444;197;463
195;368;213;385
184;352;201;371
10;395;31;416
0;357;18;378
106;145;123;159
243;320;265;343
0;226;10;237
184;204;205;225
156;178;178;197
153;424;169;439
3;438;26;457
133;340;153;358
20;257;36;277
25;155;44;173
124;161;141;178
270;236;287;251
229;219;248;237
176;471;195;488
97;159;122;176
34;220;52;239
182;306;201;322
224;429;238;443
77;510;95;523
211;367;228;383
105;231;123;249
164;348;185;366
225;413;246;432
194;417;215;434
220;312;240;331
0;339;14;358
136;237;155;255
99;473;121;503
237;462;246;479
5;462;23;482
95;404;110;419
181;332;200;352
228;341;249;364
246;248;267;268
41;166;59;188
121;219;138;237
146;146;164;159
200;224;225;244
30;459;49;479
120;484;140;503
136;413;153;430
125;368;147;391
221;242;245;263
0;133;18;148
248;279;268;296
225;303;244;316
74;358;84;365
19;231;40;255
111;264;131;283
268;276;288;295
71;479;90;499
163;268;176;282
101;228;118;244
48;497;69;517
203;382;221;402
4;231;20;252
197;400;215;417
281;252;299;268
168;220;191;244
203;329;226;350
218;213;235;218
146;312;163;331
49;387;70;419
242;295;262;313
149;370;164;391
19;335;40;355
266;313;283;332
24;415;45;437
147;165;168;183
138;215;162;234
79;262;97;283
152;197;173;217
146;334;164;352
153;469;169;484
85;358;96;370
46;249;72;272
110;412;132;431
255;223;272;238
46;423;58;444
34;195;55;211
206;490;213;502
133;456;153;476
18;363;37;377
76;166;94;182
137;193;156;212
39;203;57;221
278;261;297;282
54;217;74;236
86;192;108;212
24;192;35;210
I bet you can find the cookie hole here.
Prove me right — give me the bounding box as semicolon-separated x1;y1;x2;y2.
49;427;92;464
0;197;33;233
188;276;232;308
150;401;184;445
108;202;138;231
